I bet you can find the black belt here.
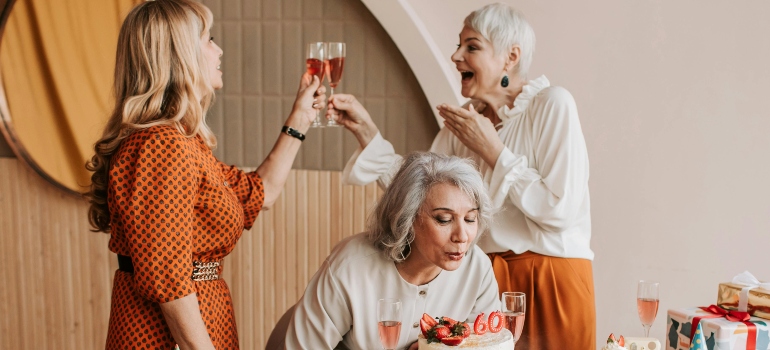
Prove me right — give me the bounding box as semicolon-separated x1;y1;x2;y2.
117;254;222;281
118;254;134;273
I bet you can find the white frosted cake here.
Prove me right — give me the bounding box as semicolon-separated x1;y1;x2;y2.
601;334;628;350
417;329;514;350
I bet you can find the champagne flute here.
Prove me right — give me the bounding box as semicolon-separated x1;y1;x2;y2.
377;298;401;350
305;42;326;128
637;280;659;337
502;292;526;344
324;42;345;127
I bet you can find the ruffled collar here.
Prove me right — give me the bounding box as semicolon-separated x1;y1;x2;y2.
497;75;550;122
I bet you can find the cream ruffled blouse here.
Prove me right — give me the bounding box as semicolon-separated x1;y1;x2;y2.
343;75;593;260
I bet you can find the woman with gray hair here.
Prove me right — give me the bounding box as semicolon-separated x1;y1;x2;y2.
327;3;594;349
285;152;500;350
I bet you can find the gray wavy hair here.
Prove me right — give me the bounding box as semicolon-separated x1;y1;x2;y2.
464;2;536;77
367;152;494;263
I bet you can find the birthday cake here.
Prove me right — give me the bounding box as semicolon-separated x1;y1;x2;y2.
601;334;628;350
416;313;514;349
417;330;513;350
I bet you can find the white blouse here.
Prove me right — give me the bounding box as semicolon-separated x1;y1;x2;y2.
285;233;500;350
342;76;593;260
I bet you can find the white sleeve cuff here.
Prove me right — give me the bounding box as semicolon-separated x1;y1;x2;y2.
485;147;528;208
341;132;399;186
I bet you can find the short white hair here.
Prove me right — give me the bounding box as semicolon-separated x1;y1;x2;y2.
464;3;536;77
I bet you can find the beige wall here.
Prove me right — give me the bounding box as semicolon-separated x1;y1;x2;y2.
390;0;770;347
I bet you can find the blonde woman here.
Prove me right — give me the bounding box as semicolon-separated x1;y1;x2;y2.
85;0;324;348
329;3;594;349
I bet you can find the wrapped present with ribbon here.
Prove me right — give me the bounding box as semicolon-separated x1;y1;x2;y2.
717;271;770;320
665;306;770;350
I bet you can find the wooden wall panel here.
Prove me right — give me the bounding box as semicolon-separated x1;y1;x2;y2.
0;159;115;349
202;0;440;171
0;158;382;349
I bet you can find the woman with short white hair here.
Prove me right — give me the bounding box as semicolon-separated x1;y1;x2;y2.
327;3;595;349
285;152;500;350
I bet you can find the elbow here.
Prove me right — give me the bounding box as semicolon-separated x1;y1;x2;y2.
260;179;282;209
261;192;278;210
262;198;276;210
520;187;588;233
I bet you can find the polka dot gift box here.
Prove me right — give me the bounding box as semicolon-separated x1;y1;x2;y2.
666;307;770;350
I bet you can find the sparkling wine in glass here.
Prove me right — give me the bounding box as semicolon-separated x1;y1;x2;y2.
377;298;401;350
502;292;526;344
324;42;345;127
637;280;660;337
306;42;326;128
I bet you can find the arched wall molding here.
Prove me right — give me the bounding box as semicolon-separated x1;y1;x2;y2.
360;0;464;127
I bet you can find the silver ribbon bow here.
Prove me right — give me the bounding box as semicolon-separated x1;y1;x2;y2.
731;271;770;312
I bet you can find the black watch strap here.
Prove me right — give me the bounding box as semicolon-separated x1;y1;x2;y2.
281;126;305;141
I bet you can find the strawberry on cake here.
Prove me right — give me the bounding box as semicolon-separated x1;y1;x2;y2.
601;334;628;350
417;313;514;349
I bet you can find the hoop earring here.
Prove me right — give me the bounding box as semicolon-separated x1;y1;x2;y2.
399;232;415;261
501;74;509;88
399;242;412;260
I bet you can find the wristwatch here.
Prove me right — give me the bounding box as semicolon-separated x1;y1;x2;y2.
281;126;305;142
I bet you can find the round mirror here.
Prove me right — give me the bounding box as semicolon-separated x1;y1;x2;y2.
0;0;140;195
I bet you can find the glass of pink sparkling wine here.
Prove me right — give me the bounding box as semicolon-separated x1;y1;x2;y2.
306;42;327;128
637;280;660;337
324;42;345;127
377;298;402;350
502;292;526;344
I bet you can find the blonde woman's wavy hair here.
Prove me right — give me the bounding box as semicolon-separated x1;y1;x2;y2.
85;0;216;233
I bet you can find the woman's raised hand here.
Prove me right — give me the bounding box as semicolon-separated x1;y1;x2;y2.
326;94;379;147
437;103;505;168
290;73;327;132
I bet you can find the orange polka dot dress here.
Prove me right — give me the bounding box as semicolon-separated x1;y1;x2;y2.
104;125;264;349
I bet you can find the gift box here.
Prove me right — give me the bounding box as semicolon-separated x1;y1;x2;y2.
666;307;770;350
718;271;770;320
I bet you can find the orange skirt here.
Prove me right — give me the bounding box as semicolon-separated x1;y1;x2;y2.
489;251;596;350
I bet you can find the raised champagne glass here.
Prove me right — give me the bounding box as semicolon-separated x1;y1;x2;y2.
502;292;526;345
306;42;326;128
324;42;345;127
377;298;402;350
637;280;659;337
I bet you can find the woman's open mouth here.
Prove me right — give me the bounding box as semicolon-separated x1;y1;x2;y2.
460;71;474;81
